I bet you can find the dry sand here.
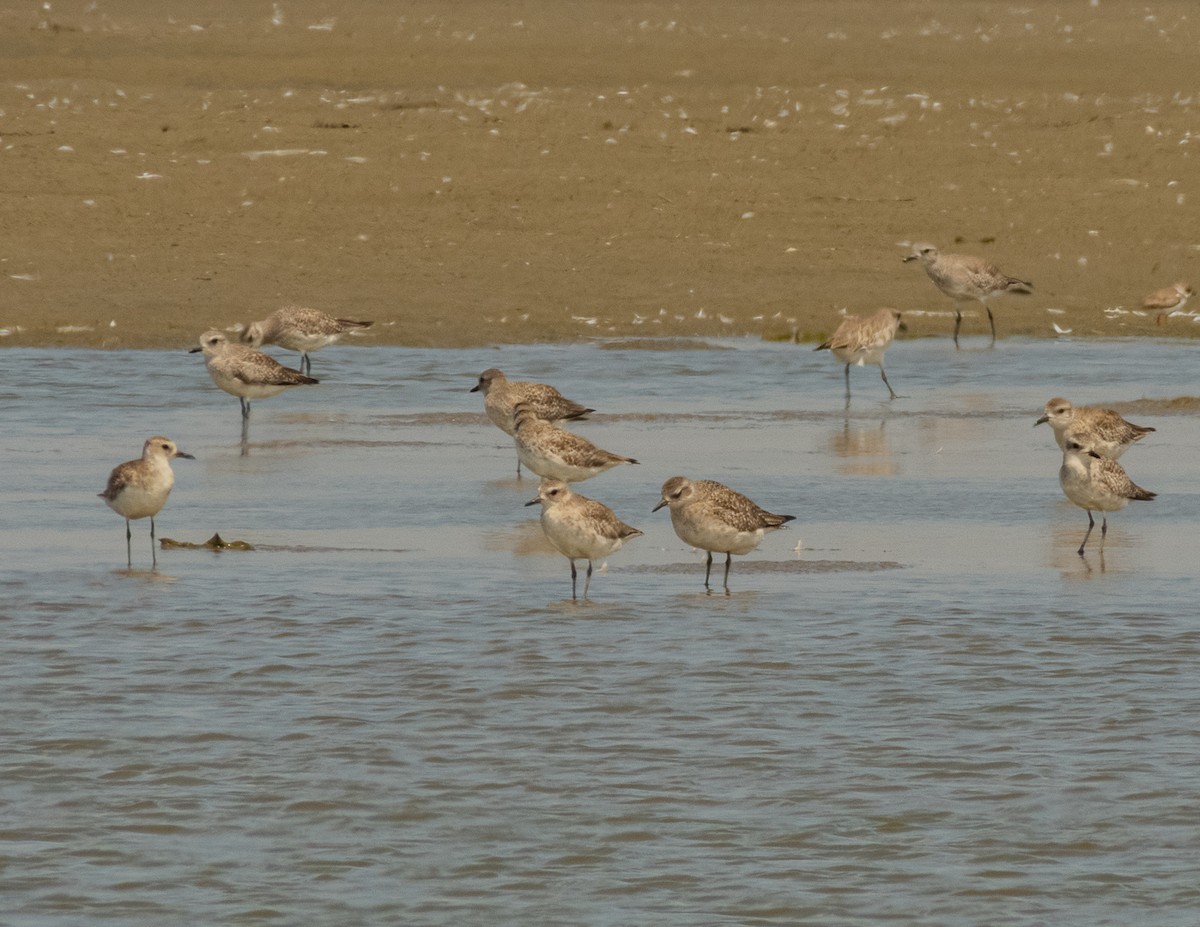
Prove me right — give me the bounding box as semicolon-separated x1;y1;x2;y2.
1;0;1197;349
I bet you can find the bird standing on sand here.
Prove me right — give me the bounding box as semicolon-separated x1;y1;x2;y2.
903;241;1032;348
1058;440;1156;556
242;305;373;375
1035;397;1154;459
815;308;906;402
653;476;795;593
1143;283;1192;325
191;330;318;440
525;479;643;600
471;367;594;475
99;436;194;568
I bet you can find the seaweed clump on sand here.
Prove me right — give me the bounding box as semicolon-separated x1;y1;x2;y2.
159;533;254;552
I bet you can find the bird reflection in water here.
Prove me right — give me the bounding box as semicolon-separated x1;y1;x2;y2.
829;417;898;477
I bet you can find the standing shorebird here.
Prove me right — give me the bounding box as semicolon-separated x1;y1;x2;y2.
1143;283;1192;325
1035;397;1155;459
242;305;373;376
471;368;594;475
814;308;906;402
525;479;643;600
191;330;318;441
99;436;194;568
1058;440;1156;556
653;476;794;593
512;405;638;483
903;241;1032;348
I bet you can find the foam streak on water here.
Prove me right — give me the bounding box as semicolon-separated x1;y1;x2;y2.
1;338;1198;925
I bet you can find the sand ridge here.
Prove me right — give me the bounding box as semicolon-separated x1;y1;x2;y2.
1;1;1196;348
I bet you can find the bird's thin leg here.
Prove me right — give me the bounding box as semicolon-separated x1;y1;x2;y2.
1078;510;1095;556
985;304;996;348
301;353;311;376
583;560;593;599
880;363;898;400
150;516;158;569
953;305;963;349
569;560;578;600
703;551;713;588
723;553;732;594
1100;515;1109;548
843;364;851;405
125;519;132;568
239;397;251;451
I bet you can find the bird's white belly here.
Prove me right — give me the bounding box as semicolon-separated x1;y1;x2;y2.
107;484;170;520
1060;464;1128;513
672;510;763;555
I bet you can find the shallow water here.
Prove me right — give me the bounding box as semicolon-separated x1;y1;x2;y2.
2;336;1198;925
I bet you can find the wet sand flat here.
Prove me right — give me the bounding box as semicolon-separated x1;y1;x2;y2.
1;1;1197;349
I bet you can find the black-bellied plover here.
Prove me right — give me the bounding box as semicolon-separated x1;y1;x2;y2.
653;476;794;593
1058;440;1156;556
903;241;1032;347
1143;283;1192;325
99;436;194;568
512;404;638;483
525;478;642;600
1035;397;1154;459
191;330;318;438
815;307;906;401
471;368;594;475
241;305;373;375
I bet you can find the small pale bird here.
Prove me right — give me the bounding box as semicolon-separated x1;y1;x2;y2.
814;308;906;401
99;436;194;568
471;368;594;475
903;241;1032;348
191;330;318;437
512;404;638;483
1058;440;1156;556
525;479;643;600
1143;283;1192;325
1035;397;1154;459
241;305;373;375
653;476;795;593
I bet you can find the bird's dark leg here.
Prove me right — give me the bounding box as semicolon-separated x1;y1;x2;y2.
239;398;251;453
1100;515;1109;548
1078;510;1095;556
125;519;132;568
723;553;733;595
301;353;311;376
953;305;963;349
569;560;578;600
843;364;851;406
880;364;898;400
985;305;996;348
583;560;594;599
704;551;713;589
150;516;157;569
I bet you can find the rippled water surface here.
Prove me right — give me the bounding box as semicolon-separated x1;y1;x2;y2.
3;337;1199;925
